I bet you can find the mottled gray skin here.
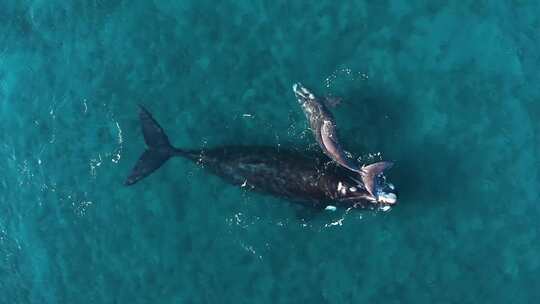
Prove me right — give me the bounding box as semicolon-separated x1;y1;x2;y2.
125;106;383;209
292;83;396;204
292;83;361;172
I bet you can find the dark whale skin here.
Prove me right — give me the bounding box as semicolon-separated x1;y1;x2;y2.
176;146;373;209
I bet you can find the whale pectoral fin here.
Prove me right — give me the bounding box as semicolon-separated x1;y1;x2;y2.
323;96;342;108
320;121;359;172
293;203;326;221
360;161;394;197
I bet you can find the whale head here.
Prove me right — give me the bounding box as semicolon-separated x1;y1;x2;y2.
342;169;397;208
293;82;316;104
358;161;398;205
374;176;397;205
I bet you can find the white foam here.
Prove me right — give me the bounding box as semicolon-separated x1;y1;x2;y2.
325;218;344;227
325;205;337;212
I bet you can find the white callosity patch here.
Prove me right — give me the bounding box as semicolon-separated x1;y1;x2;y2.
378;192;397;205
337;181;347;195
380;205;391;212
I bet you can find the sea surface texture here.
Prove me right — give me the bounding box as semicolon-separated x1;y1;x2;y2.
1;1;539;303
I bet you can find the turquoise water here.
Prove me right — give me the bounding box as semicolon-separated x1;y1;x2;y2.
1;1;539;303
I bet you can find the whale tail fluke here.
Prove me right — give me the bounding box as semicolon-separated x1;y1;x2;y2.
124;105;177;186
360;161;394;197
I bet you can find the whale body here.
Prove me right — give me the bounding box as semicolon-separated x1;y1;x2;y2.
125;106;396;209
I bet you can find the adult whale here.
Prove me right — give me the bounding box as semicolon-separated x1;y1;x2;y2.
124;106;397;209
293;83;396;204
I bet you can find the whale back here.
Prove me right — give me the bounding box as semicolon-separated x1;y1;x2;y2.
188;146;376;207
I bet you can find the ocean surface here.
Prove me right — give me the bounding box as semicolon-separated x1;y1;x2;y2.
1;1;539;303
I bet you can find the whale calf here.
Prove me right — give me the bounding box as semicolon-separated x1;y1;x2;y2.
125;106;397;209
292;83;396;204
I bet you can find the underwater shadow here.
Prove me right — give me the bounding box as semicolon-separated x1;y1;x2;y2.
339;85;461;206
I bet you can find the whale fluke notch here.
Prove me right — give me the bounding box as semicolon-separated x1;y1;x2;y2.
124;105;176;186
360;161;394;197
